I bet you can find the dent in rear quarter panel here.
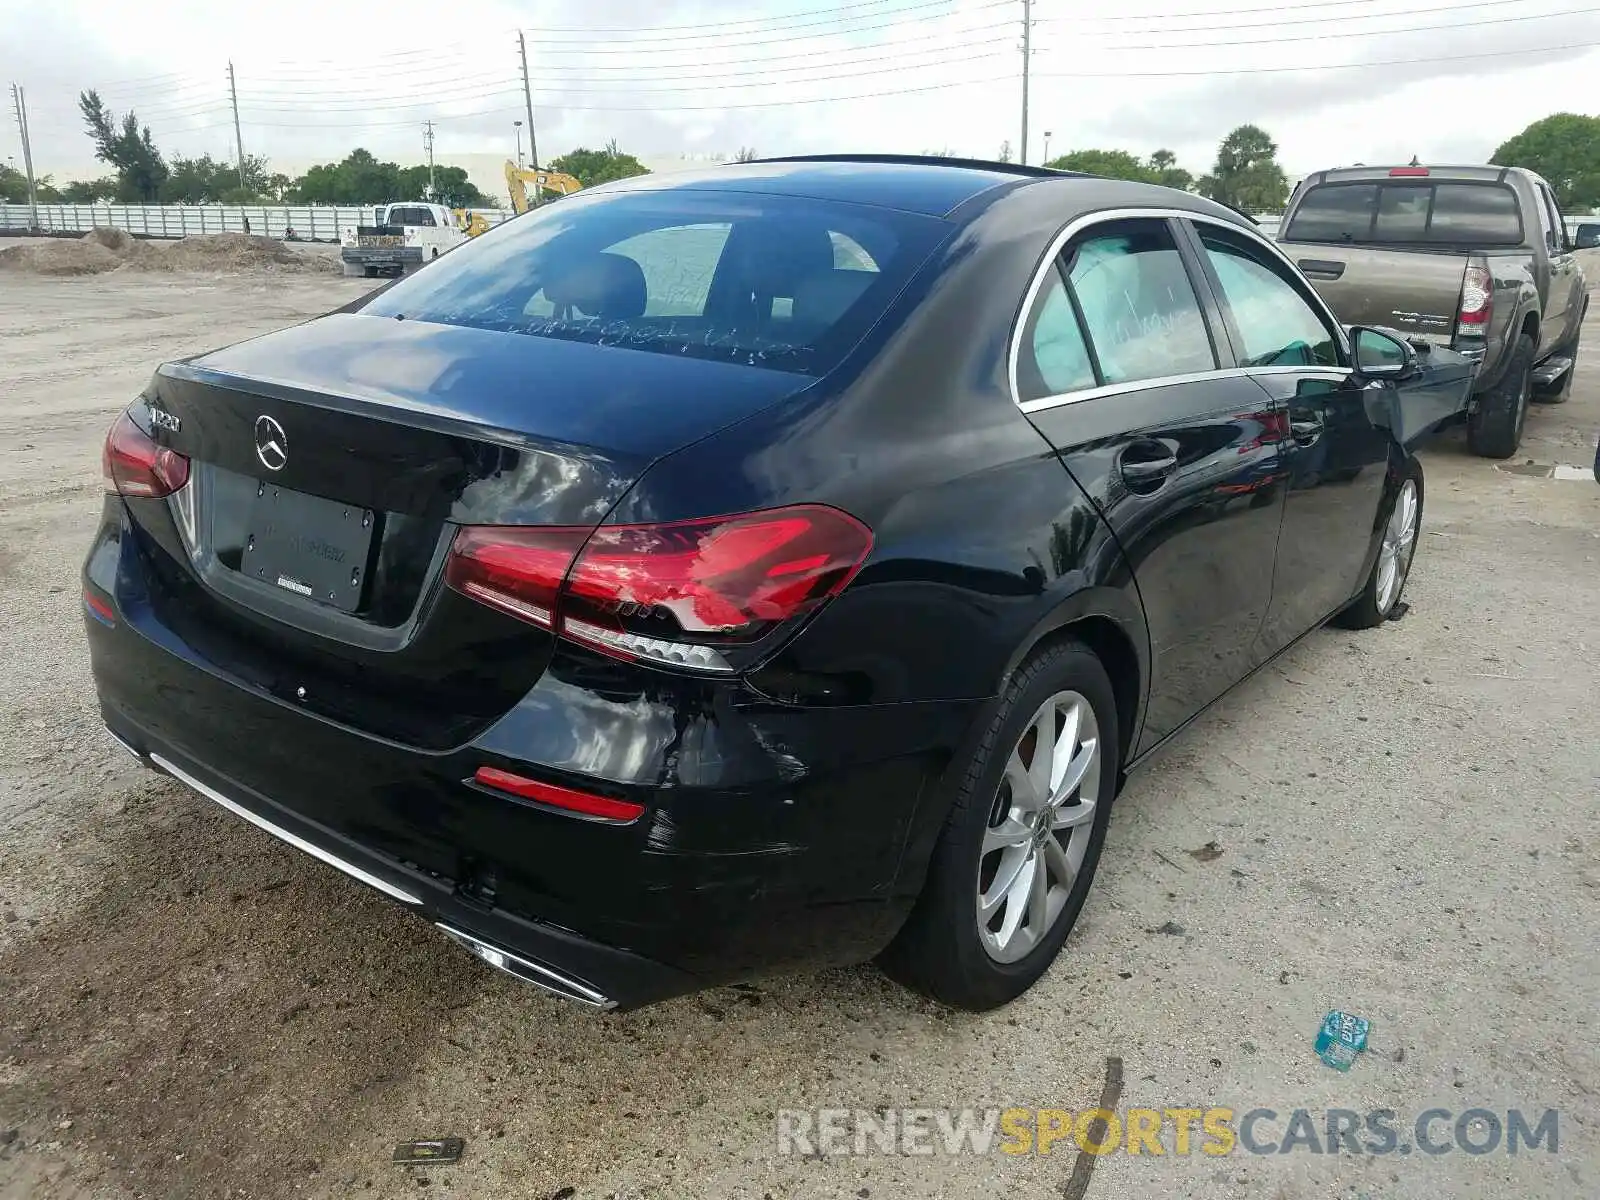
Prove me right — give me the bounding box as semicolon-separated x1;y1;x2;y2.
602;185;1151;894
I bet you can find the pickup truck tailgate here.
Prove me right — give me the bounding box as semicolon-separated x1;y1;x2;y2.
1288;247;1467;344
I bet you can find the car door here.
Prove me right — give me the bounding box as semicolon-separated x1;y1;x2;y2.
1014;215;1287;754
1535;181;1579;351
1177;218;1391;654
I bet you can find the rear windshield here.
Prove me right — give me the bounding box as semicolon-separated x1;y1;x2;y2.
363;188;947;374
1284;181;1524;247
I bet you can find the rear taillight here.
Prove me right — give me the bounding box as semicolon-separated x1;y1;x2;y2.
103;411;189;498
1458;262;1494;331
444;504;873;673
443;526;590;629
1388;166;1429;177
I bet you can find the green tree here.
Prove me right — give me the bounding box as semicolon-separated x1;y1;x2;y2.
0;163;50;203
1197;124;1288;213
1047;148;1155;182
59;176;121;202
78;90;168;202
548;141;650;188
159;153;272;203
287;149;402;204
1491;113;1600;210
396;165;488;207
1148;149;1193;192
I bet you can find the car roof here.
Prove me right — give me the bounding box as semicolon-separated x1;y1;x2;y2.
593;155;1257;228
592;155;1071;218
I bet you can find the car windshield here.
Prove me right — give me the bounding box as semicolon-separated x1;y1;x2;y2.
363;187;948;374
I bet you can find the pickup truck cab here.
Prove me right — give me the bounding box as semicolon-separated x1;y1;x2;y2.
339;202;466;279
1278;165;1587;457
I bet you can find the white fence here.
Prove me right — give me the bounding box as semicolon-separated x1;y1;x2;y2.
0;203;510;242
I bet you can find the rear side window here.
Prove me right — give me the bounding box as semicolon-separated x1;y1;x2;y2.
1068;224;1216;385
1286;181;1522;246
1015;218;1215;400
365;190;944;374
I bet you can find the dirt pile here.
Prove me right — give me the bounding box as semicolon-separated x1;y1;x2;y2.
0;230;334;276
146;232;309;272
0;240;124;275
81;226;137;252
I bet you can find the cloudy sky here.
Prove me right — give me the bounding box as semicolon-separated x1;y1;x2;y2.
3;0;1600;194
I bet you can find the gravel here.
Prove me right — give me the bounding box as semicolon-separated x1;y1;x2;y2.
0;268;1596;1200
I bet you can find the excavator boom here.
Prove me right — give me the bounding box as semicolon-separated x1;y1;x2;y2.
504;160;584;214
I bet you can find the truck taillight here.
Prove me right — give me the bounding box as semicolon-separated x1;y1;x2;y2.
444;505;873;674
1458;262;1493;330
102;411;189;499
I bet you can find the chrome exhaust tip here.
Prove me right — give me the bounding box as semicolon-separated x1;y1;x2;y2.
434;924;616;1011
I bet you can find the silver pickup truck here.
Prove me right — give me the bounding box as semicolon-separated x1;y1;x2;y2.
1277;165;1587;458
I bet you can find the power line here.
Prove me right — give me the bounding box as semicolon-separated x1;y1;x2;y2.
1036;35;1600;77
1038;3;1596;51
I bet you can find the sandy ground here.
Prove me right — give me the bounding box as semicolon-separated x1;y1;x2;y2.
0;268;1597;1200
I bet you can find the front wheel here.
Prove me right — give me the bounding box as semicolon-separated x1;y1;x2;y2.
1332;459;1423;630
879;639;1118;1010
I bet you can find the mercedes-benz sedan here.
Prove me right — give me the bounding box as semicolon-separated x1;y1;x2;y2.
84;156;1463;1010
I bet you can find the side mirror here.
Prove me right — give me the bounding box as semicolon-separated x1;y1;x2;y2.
1574;223;1600;250
1351;326;1417;380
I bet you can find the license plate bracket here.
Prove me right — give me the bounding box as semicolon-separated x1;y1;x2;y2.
243;484;376;613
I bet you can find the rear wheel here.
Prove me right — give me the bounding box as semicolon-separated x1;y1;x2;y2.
879;639;1118;1010
1332;459;1423;630
1467;334;1533;459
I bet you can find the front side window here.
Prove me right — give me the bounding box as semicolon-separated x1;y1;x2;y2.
1066;222;1216;385
1198;227;1341;368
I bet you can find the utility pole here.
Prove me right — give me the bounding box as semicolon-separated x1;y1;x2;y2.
9;83;39;229
422;120;436;197
517;32;540;172
1019;0;1032;166
227;61;245;190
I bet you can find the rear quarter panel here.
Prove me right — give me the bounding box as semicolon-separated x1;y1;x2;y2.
607;180;1161;717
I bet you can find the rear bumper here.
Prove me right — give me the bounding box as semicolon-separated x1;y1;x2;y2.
340;246;423;267
84;501;978;1007
105;728;683;1008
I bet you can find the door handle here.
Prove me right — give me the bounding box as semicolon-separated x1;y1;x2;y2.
1120;444;1179;486
1290;416;1324;447
1297;259;1345;280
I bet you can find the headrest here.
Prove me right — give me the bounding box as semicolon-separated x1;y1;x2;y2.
792;269;876;335
544;252;647;318
736;225;836;295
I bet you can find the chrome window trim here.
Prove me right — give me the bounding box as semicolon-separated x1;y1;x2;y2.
1008;206;1353;411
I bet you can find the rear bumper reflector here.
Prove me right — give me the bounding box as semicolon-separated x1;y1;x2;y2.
473;765;646;823
149;751;425;905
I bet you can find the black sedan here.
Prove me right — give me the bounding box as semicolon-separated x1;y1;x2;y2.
84;156;1457;1011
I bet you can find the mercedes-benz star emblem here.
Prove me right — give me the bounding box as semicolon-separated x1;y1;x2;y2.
254;414;287;472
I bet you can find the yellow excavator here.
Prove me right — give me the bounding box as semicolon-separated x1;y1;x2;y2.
504;160;584;215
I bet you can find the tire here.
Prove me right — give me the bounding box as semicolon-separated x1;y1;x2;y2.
1331;458;1423;630
879;638;1119;1010
1533;305;1583;405
1467;334;1533;459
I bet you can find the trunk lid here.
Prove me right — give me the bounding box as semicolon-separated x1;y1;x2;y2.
132;312;810;748
1283;244;1469;345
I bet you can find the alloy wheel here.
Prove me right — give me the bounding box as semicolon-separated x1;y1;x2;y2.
1375;478;1419;615
976;690;1101;964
